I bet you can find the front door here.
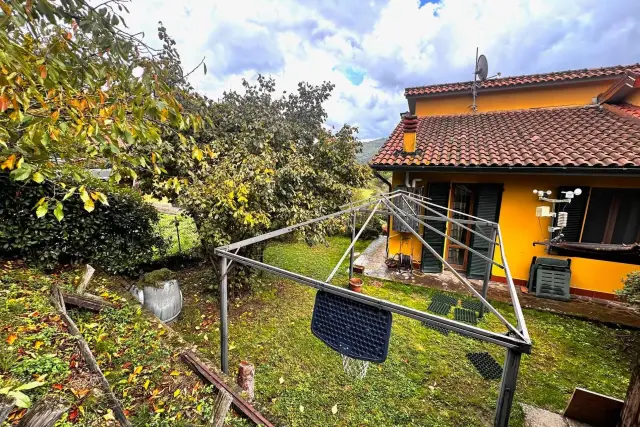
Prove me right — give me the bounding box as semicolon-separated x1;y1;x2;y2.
447;184;474;271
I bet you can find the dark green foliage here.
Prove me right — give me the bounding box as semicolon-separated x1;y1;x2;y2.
0;170;163;273
618;271;640;305
351;218;384;240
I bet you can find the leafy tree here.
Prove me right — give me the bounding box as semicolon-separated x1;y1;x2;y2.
0;0;200;220
140;33;370;286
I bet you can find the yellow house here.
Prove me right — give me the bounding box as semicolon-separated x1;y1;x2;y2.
370;64;640;300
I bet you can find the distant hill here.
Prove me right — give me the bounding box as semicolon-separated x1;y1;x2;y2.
357;137;386;164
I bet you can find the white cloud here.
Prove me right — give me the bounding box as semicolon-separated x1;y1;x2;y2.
119;0;640;139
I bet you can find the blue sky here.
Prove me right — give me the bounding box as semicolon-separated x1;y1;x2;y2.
123;0;640;139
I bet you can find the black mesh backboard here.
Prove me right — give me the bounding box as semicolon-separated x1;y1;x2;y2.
311;291;392;363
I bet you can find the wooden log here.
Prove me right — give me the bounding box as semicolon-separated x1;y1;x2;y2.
62;292;113;312
50;285;132;427
76;264;95;294
180;351;274;427
210;388;233;427
619;353;640;427
236;361;255;402
17;397;66;427
0;396;14;424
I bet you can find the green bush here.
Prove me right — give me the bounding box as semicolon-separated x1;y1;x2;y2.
345;218;384;240
618;271;640;306
141;268;176;286
0;169;164;274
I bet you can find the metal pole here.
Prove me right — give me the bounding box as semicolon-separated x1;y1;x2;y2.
326;201;381;283
216;249;531;353
494;349;522;427
174;216;182;254
349;211;356;280
480;225;498;318
219;256;229;374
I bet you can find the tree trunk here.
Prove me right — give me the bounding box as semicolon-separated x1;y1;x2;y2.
620;353;640;427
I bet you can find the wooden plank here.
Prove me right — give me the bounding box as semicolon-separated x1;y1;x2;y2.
62;292;113;312
17;398;67;427
50;285;132;427
210;388;233;427
76;264;95;294
0;396;14;424
180;351;274;427
563;387;624;427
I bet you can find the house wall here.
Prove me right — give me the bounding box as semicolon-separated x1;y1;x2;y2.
625;89;640;106
388;170;640;295
414;80;614;116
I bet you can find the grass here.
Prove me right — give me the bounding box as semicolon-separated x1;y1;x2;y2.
156;213;199;258
172;236;639;427
0;261;248;426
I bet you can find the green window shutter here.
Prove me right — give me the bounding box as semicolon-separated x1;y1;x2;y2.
392;185;422;233
421;183;450;273
467;184;503;279
555;186;590;242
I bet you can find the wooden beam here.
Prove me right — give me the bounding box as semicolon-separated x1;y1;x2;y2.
50;285;132;427
180;351;274;427
210;389;233;427
62;292;114;312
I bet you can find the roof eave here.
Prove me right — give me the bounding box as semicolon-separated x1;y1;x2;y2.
368;164;640;176
405;75;621;100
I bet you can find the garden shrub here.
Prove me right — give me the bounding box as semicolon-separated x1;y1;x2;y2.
0;169;164;274
344;217;384;240
618;271;640;306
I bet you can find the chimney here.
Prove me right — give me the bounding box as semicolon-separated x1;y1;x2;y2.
402;113;418;153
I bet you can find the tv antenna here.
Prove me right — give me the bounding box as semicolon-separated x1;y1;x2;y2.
470;48;500;112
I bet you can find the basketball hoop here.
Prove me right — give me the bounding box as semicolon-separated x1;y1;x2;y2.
341;354;369;380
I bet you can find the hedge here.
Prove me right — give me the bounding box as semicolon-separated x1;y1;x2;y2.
0;170;164;274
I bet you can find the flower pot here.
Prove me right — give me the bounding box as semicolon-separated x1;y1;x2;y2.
349;277;363;293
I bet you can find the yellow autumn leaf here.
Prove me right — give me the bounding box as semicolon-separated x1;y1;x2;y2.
133;365;143;375
1;154;16;170
169;371;180;376
173;389;180;397
51;110;59;122
34;340;43;350
84;198;94;213
143;380;150;390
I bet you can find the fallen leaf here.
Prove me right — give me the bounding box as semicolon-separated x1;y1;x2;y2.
332;404;338;414
299;405;304;413
6;334;17;345
103;409;115;421
69;408;79;421
279;377;284;384
173;389;180;397
52;384;63;390
143;380;150;390
169;371;180;376
34;341;43;350
133;365;142;375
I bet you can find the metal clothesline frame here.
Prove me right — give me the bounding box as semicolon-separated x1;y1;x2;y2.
214;189;532;427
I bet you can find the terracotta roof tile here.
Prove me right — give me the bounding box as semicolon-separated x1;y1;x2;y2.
370;106;640;169
608;103;640;121
405;64;640;96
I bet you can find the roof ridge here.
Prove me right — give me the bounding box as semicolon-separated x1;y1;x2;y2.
405;63;640;95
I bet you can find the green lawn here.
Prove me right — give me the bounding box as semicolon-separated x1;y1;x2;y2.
156;213;199;258
172;236;639;426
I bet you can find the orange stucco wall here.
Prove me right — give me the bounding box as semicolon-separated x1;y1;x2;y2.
624;89;640;106
414;80;614;116
388;171;640;295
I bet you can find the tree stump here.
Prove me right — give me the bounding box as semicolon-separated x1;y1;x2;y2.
620;353;640;427
236;361;255;402
209;389;233;427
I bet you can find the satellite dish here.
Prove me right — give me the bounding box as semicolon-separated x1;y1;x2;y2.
476;54;489;81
